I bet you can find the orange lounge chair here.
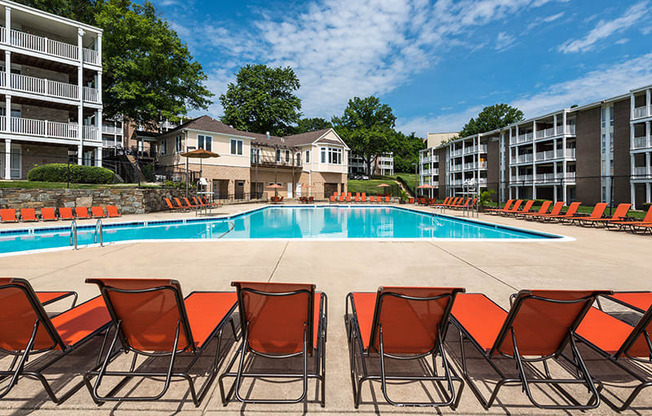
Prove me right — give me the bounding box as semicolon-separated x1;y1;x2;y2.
91;206;106;218
59;207;75;220
408;197;414;204
202;196;221;208
219;282;327;406
505;200;534;216
361;193;367;202
576;203;630;227
106;205;121;218
576;292;652;411
452;198;471;209
75;207;91;219
492;199;522;216
184;197;198;208
339;193;345;202
384;195;390;203
452;290;609;410
0;209;18;223
346;287;465;408
542;201;581;222
569;203;608;225
354;193;360;202
0;278;111;403
485;199;514;214
432;197;453;207
370;196;376;203
515;200;551;219
41;207;58;221
610;205;652;232
84;278;238;407
173;197;190;210
346;194;352;202
530;201;564;221
308;196;314;203
330;195;336;203
20;208;38;222
164;198;180;210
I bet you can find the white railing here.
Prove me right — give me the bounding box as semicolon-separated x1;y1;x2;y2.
479;144;487;153
633;167;648;176
83;86;100;103
9;72;80;100
451;164;462;172
452;179;463;186
634;106;649;119
83;125;99;141
535;150;555;161
83;48;100;65
432;168;439;175
464;146;476;154
0;115;5;131
557;148;576;158
513;174;533;182
512;153;534;164
464;162;476;170
0;71;4;88
563;172;576;181
515;132;534;143
478;178;488;185
451;149;463;157
433;154;439;162
535;127;555;139
479;161;487;169
5;28;101;65
10;116;78;139
431;181;439;187
633;136;648;149
535;173;556;181
565;125;576;135
102;125;121;135
421;156;432;163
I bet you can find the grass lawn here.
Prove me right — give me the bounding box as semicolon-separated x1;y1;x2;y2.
0;181;160;190
347;179;402;196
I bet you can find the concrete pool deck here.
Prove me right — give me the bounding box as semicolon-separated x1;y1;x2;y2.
0;203;651;415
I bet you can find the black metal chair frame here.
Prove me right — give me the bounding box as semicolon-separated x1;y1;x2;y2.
452;292;604;410
83;281;238;407
579;293;652;411
0;279;109;403
218;286;327;407
345;289;465;409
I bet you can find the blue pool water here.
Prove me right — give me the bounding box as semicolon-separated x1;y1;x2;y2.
0;206;560;255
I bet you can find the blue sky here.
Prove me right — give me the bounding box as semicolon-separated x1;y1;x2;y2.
151;0;652;137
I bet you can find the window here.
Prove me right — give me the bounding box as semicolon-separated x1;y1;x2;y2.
305;150;310;163
175;135;183;153
321;147;326;163
250;147;260;163
276;149;281;162
230;138;243;155
160;139;167;155
327;147;342;164
285;150;290;163
198;135;212;151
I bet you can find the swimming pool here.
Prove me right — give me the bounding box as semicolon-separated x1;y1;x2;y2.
0;205;563;255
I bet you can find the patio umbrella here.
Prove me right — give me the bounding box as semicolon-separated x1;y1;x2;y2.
267;183;283;198
417;184;434;189
376;183;391;196
180;148;220;180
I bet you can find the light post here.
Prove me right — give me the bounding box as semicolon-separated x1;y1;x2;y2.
67;149;76;188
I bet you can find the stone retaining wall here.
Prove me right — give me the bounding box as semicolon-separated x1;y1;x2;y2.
0;188;188;214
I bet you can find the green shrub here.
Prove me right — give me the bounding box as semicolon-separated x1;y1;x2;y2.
28;164;114;184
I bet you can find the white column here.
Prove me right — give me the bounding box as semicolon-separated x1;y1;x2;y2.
532;121;537;198
647;152;651;177
563;111;568;134
631;183;636;210
631;124;636;150
647;89;651;117
631;93;636;119
96;108;103;167
4;6;10;43
647;121;651;148
553;114;558;134
4;139;10;179
95;146;102;167
647;183;651;204
77;28;85;165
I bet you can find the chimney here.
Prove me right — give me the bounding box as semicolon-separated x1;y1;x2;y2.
266;131;270;140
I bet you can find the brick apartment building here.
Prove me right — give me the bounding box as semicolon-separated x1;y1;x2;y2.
420;84;652;209
0;0;103;179
152;116;349;199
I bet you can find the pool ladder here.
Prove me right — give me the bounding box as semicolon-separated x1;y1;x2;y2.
69;219;104;250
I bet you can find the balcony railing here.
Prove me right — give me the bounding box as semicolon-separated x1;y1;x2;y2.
102;125;122;135
634;106;649;119
252;156;302;168
1;116;100;141
557;148;576;158
0;27;100;65
512;153;534;164
512;174;533;182
451;149;463;157
633;136;648;149
1;72;100;103
633;167;648;177
450;164;462;172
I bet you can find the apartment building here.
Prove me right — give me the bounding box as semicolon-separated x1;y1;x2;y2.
101;117;123;156
419;84;652;208
154;116;348;199
348;152;394;176
0;0;102;179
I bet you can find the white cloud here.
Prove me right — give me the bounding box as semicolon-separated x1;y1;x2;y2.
495;32;517;51
527;11;565;30
558;1;650;53
166;0;568;119
396;52;652;136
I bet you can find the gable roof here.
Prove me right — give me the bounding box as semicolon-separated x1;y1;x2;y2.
166;115;258;139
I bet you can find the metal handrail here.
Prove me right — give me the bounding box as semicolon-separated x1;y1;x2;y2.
70;220;78;250
218;221;235;239
94;219;103;246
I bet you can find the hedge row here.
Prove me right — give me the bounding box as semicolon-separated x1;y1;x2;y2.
27;164;115;184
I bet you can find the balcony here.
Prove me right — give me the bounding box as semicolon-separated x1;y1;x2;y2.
450;164;462;172
251;155;302;169
633;106;650;119
512;153;534;164
0;27;100;66
433;154;439;163
422;169;430;176
102;138;122;149
431;168;439;175
0;116;100;141
558;148;576;158
511;132;534;145
463;162;476;170
633;166;649;177
633;136;648;149
451;149;463;157
102;125;122;135
512;174;533;183
464;146;476;155
0;72;100;103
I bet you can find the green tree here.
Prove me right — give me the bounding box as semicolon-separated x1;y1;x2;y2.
220;64;302;136
458;104;524;138
293;117;332;134
391;131;425;173
332;96;396;175
16;0;213;124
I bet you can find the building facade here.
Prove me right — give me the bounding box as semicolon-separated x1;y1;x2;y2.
154;116;348;199
419;84;652;209
348;152;394;176
0;0;103;180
